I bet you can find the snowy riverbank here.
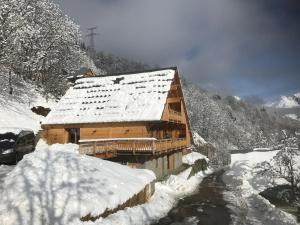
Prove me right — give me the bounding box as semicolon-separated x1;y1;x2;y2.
223;151;298;225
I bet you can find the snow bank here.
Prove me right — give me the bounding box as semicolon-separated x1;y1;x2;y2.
182;151;208;165
0;143;155;225
228;151;286;192
223;151;297;225
0;165;15;193
192;132;207;146
89;168;213;225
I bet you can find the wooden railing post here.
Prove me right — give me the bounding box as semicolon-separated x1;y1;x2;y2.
78;138;187;156
133;142;136;155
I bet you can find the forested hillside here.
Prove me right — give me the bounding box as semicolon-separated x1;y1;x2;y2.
85;48;152;75
183;80;300;151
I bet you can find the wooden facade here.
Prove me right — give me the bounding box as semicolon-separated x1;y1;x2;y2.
42;68;192;159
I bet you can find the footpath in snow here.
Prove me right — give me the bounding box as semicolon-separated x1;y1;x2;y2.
223;151;298;225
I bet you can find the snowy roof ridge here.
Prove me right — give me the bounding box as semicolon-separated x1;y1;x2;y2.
43;68;177;125
93;66;178;78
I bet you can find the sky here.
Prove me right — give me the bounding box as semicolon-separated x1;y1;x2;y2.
58;0;300;101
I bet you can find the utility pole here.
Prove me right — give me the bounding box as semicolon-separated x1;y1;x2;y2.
86;27;98;51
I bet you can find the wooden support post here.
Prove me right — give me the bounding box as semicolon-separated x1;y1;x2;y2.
133;142;136;155
152;140;155;155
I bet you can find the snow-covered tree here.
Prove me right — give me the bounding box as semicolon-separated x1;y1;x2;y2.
0;0;96;96
255;140;300;201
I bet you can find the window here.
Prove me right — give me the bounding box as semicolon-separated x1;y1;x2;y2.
67;128;80;144
166;130;172;139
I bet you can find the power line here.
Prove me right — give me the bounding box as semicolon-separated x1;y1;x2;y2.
86;26;98;50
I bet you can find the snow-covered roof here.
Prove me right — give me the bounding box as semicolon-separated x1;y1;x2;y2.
43;68;176;125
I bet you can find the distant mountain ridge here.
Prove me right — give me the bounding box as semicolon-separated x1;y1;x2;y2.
266;92;300;122
268;92;300;108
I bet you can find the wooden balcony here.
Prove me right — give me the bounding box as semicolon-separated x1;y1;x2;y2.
168;108;182;123
79;138;187;157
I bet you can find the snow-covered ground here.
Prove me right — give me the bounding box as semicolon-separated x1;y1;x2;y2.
88;165;212;225
223;151;298;225
0;149;211;225
182;151;208;165
0;142;155;225
0;165;15;192
284;114;300;121
0;85;56;133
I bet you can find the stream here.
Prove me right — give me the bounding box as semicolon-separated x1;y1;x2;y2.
153;169;231;225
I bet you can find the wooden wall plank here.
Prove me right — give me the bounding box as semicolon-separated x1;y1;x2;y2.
80;124;149;140
46;128;68;144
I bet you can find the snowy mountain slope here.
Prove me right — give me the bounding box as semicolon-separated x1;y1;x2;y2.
265;92;300;124
0;84;57;133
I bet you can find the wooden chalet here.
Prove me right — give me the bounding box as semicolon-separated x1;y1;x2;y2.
42;67;192;179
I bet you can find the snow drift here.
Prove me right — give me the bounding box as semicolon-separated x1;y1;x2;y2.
223;151;298;225
0;143;155;225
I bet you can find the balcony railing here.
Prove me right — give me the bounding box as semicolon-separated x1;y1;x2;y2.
79;138;187;156
168;108;182;123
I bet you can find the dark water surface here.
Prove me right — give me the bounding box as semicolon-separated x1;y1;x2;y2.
153;169;231;225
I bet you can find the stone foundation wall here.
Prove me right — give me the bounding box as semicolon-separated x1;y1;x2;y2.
140;151;183;180
110;151;184;180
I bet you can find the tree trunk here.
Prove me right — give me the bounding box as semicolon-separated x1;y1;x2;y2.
8;70;13;95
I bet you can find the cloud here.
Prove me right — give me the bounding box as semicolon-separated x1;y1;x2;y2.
58;0;300;99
